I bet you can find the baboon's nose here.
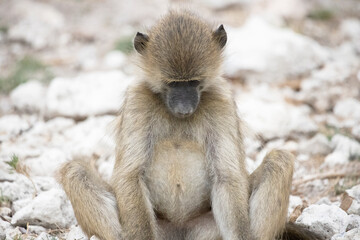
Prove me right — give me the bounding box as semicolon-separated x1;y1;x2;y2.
174;103;194;117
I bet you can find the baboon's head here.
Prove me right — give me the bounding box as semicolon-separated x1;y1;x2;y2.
134;11;227;118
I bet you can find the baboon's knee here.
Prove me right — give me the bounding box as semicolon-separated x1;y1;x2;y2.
57;159;121;240
249;150;294;240
57;159;86;187
263;149;294;178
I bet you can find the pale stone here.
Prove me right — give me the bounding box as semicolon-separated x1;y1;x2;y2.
11;189;76;229
331;228;360;240
10;81;46;113
299;134;332;155
66;225;88;240
224;17;328;82
334;98;360;123
8;0;65;49
236;85;317;140
45;71;133;119
296;204;349;239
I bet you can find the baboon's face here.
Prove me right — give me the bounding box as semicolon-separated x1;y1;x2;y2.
163;80;201;118
133;13;227;119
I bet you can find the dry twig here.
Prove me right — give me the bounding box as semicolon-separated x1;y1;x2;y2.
293;172;360;186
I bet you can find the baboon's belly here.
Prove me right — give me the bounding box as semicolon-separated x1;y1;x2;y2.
145;140;211;224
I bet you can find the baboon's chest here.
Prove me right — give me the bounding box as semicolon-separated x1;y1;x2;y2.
145;139;211;224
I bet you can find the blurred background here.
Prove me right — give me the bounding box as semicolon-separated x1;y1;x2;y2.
0;0;360;239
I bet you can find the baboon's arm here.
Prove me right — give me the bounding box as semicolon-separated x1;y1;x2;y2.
206;114;252;240
111;103;158;240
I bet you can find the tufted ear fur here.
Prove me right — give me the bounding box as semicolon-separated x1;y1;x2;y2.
213;24;227;49
134;32;149;54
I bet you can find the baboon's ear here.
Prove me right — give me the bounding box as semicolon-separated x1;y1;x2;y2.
134;32;149;54
213;24;227;49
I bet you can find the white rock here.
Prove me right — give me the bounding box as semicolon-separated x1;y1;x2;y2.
11;188;76;229
12;198;32;213
10;81;46;113
296;204;349;239
198;0;250;9
14;117;75;148
331;228;360;240
236;85;317;139
332;134;360;157
0;162;16;182
347;200;360;215
346;214;360;231
66;225;88;240
0;207;11;217
299;46;360;113
288;195;302;216
346;185;360;215
296;154;310;162
316;197;334;206
8;0;65;49
26;225;47;234
299;134;332;155
341;19;360;40
0;175;57;202
102;51;127;69
25;148;69;177
5;227;22;240
77;46;99;71
45;71;133;119
35;232;56;240
0;218;12;235
324;151;349;167
334;98;360;123
346;185;360;200
0;175;37;202
0;115;34;141
224;16;328;82
324;135;360;167
252;0;308;20
305;179;328;193
62;115;115;158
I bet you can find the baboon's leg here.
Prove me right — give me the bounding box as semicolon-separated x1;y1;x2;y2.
185;212;221;240
249;150;294;240
58;159;122;240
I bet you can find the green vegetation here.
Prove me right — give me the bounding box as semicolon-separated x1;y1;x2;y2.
320;124;352;141
0;190;11;208
307;9;334;21
13;235;23;240
0;56;53;93
5;154;38;197
114;35;134;54
0;25;8;33
5;154;19;172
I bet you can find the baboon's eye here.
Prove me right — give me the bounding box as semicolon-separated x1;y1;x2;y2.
167;80;200;88
188;80;200;87
168;81;179;88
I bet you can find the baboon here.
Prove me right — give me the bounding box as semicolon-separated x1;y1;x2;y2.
59;11;323;240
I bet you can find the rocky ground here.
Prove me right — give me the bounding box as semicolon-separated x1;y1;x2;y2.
0;0;360;239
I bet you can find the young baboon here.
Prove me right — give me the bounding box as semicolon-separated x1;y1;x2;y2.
59;11;323;240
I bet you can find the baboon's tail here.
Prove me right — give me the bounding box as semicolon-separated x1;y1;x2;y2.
279;222;324;240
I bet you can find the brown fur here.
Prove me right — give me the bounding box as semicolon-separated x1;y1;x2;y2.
58;11;320;240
